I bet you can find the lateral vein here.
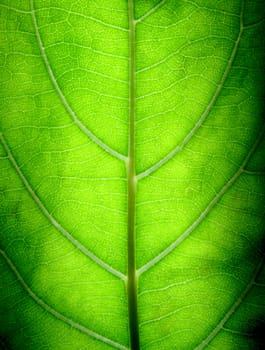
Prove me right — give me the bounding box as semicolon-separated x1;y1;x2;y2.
136;3;244;180
0;134;126;281
36;6;129;32
30;0;126;162
0;4;31;14
138;122;265;275
0;249;128;350
135;0;167;24
194;255;265;350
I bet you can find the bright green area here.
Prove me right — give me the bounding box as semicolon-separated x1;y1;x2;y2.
0;0;264;349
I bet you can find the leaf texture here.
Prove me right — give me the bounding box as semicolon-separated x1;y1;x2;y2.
0;0;265;349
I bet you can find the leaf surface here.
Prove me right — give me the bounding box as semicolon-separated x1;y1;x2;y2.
0;0;265;349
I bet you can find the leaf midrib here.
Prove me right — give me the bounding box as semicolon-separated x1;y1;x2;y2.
127;0;140;348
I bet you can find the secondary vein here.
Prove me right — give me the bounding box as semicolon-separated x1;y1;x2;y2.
194;254;265;349
138;121;265;276
136;1;244;180
134;0;167;25
30;0;126;162
127;0;140;348
0;134;125;281
0;249;128;350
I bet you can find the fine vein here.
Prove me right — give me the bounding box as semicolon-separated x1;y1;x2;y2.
37;6;129;32
0;4;31;14
127;0;140;349
30;0;126;162
0;134;125;281
194;255;265;349
138;122;265;275
134;0;167;24
136;2;244;180
0;249;128;350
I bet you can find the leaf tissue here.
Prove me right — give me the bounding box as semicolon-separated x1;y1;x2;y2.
0;0;265;349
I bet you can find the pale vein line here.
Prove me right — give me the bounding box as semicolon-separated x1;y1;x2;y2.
136;3;244;181
253;282;265;287
0;134;126;281
135;0;168;24
194;255;265;350
0;249;128;350
57;68;128;84
242;169;265;175
0;4;31;14
37;6;129;32
137;122;265;276
30;0;127;162
45;42;129;60
243;17;265;29
139;277;198;296
222;327;253;336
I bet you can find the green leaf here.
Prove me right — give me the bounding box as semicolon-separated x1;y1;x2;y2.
0;0;264;349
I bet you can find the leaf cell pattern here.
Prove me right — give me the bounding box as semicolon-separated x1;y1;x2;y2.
0;0;265;349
